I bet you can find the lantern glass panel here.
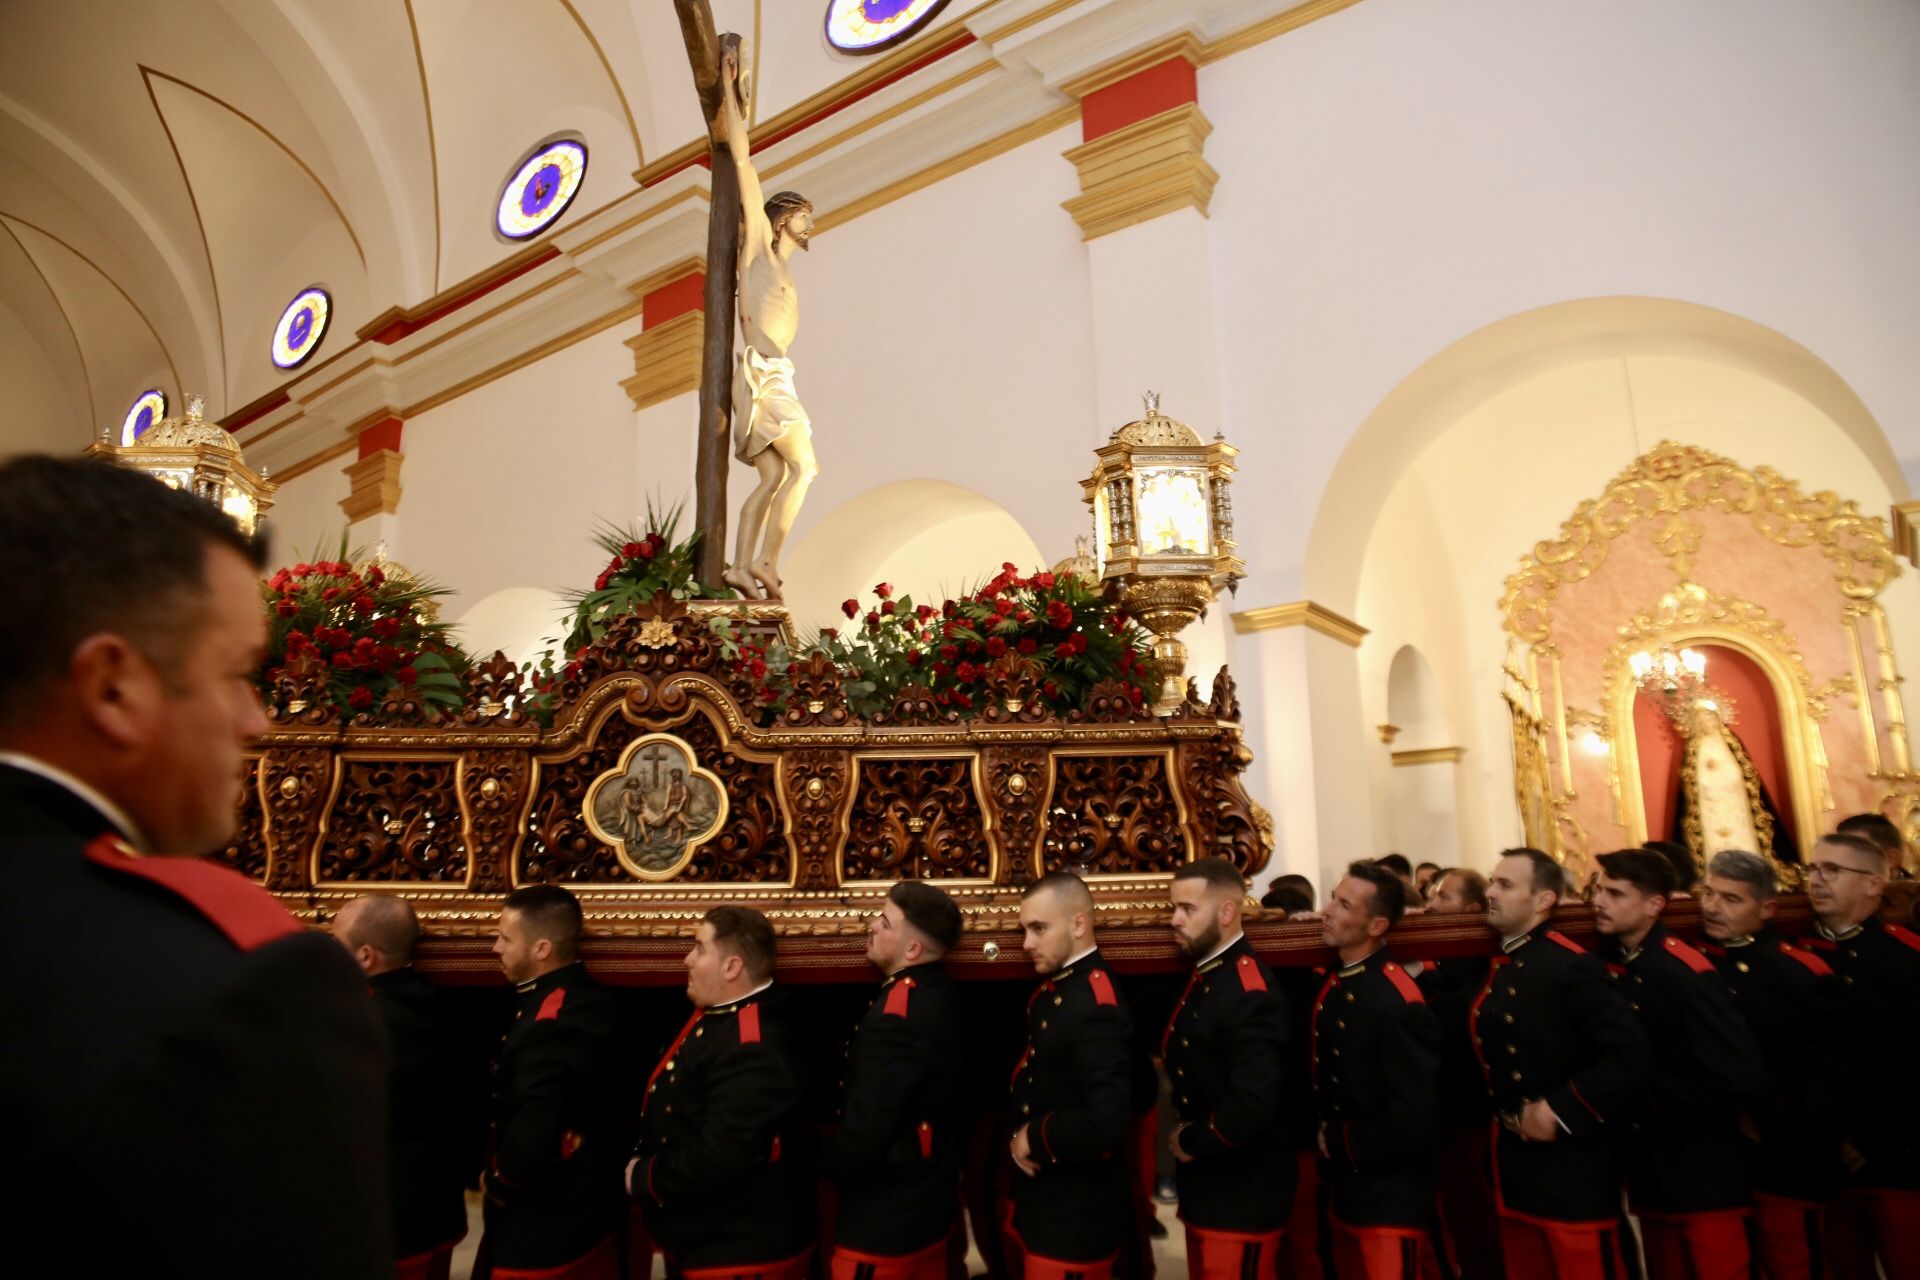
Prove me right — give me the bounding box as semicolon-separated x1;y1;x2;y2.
1093;483;1112;574
1136;466;1211;557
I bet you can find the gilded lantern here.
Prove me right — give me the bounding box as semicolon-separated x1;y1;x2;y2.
1082;395;1243;715
86;393;278;535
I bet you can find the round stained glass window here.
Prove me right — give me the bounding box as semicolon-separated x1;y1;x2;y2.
272;287;331;370
825;0;950;54
497;140;588;240
121;389;167;444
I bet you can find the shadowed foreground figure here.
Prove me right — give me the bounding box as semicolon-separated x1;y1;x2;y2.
0;456;391;1278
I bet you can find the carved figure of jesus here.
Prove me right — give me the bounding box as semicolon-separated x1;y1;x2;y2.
718;47;818;600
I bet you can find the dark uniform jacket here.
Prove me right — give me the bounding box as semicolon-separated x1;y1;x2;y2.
823;960;968;1257
1162;934;1293;1233
370;966;471;1259
632;985;813;1268
486;961;622;1269
1277;967;1329;1156
1471;922;1653;1223
1009;948;1135;1263
1611;923;1768;1214
1311;945;1443;1228
1803;913;1920;1190
0;763;393;1279
1704;928;1848;1202
1415;955;1494;1131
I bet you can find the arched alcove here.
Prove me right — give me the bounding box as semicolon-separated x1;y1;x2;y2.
1382;644;1466;867
1344;297;1919;874
452;586;571;670
780;480;1047;640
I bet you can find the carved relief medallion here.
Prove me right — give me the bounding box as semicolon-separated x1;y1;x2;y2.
583;732;728;881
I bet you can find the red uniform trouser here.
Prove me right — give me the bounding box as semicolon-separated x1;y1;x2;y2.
489;1233;623;1280
1434;1127;1504;1280
1496;1212;1632;1280
393;1240;456;1280
1329;1218;1442;1280
1182;1224;1285;1280
831;1239;951;1280
1282;1152;1330;1280
1001;1203;1116;1280
1126;1109;1159;1280
1636;1208;1751;1280
676;1245;814;1280
1749;1194;1830;1280
1825;1186;1920;1280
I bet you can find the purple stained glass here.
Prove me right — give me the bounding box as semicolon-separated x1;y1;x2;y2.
287;306;313;350
133;406;154;438
521;163;564;217
863;0;915;18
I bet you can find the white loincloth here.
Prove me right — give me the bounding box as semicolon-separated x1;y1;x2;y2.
734;345;811;463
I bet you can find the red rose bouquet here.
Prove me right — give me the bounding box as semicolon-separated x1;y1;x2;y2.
259;544;468;720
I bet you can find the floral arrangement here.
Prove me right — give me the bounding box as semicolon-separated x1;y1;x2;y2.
259;545;468;718
725;563;1155;720
521;505;729;715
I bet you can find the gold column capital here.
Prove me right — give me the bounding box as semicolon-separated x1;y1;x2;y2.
622;310;705;411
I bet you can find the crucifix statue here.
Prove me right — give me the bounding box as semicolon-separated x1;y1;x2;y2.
673;0;817;600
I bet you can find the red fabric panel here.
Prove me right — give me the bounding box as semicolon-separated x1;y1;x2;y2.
677;1246;813;1280
1698;645;1793;845
1186;1223;1285;1280
1635;686;1681;845
1081;58;1197;142
831;1239;949;1280
1750;1195;1826;1280
394;1241;455;1280
1495;1215;1629;1280
1330;1218;1441;1280
1637;1210;1751;1280
357;416;403;458
491;1233;621;1280
641;270;706;328
1284;1149;1329;1280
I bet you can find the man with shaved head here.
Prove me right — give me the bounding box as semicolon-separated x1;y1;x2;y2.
1006;871;1137;1280
335;894;469;1279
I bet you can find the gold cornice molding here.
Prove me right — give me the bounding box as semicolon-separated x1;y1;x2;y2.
622;310;704;411
340;449;403;523
630;256;708;303
1231;601;1368;647
1060;32;1204;100
1200;0;1370;64
1061;102;1216;241
815;106;1078;233
1392;746;1465;767
1892;501;1920;567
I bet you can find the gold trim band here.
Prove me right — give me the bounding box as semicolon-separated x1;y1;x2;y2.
1231;601;1368;647
1391;746;1465;767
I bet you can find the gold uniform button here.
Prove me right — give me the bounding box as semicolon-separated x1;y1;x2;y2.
1022;1104;1031;1115
1506;1045;1517;1055
1735;962;1749;973
1504;1013;1514;1023
1511;1070;1523;1081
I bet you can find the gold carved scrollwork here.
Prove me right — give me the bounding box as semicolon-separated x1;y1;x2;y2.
1501;441;1902;644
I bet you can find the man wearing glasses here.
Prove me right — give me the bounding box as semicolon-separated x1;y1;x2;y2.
1801;831;1920;1276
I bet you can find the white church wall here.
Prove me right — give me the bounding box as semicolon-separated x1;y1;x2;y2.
263;454;353;567
1204;0;1920;601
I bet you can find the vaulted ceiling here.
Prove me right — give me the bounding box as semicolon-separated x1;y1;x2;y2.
0;0;967;454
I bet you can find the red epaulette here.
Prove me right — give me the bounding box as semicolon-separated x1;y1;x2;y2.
1236;953;1268;993
1699;942;1726;958
1545;930;1586;954
537;988;567;1021
883;977;915;1017
738;1001;762;1043
1381;961;1424;1004
1778;941;1834;978
1887;923;1920;954
1663;934;1716;975
84;834;300;952
1086;968;1118;1007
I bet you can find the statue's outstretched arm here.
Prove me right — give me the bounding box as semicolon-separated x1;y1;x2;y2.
720;50;771;251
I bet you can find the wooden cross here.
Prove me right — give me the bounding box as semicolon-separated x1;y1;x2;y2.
642;743;671;788
674;0;744;590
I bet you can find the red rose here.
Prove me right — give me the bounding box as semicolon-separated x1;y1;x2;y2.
396;666;418;686
353;636;376;656
373;645;401;672
906;651;923;667
967;643;982;657
637;539;658;560
992;597;1013;617
595;573;611;591
1047;601;1074;629
932;662;951;679
940;644;959;662
622;542;644;559
1018;637;1038;655
275;599;297;618
881;601;896;616
1002;561;1017;574
986;637;1007;658
874;582;894;600
941;601;957;618
293;562;313;576
330;652;354;669
366;566;385;587
321;587;340;602
954;692;972;710
268;570;292;592
1035;572;1056;589
866;611;881;629
348;687;373;710
749;657;768;679
915;604;935;622
842;599;860;619
373;616;401;639
351;595;374;617
1043;680;1059;698
955;662;977;682
1129;683;1145;704
936;691;952;706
